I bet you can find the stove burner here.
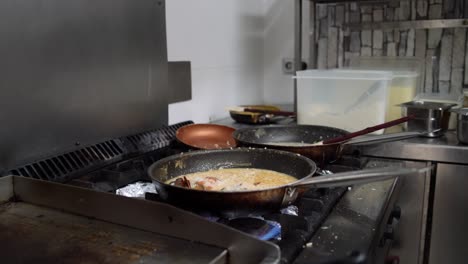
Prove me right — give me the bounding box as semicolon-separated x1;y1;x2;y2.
225;217;281;241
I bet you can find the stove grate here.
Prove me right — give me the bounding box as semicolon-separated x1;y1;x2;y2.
9;139;125;182
121;121;192;154
7;121;193;182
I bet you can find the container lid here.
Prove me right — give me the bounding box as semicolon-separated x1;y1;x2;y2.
295;69;393;81
399;100;457;110
344;67;418;78
451;108;468;116
391;70;419;78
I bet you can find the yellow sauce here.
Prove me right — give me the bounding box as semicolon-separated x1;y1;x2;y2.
166;168;297;191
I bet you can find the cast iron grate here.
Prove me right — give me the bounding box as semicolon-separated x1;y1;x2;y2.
122;121;193;153
8;121;193;182
9;139;125;182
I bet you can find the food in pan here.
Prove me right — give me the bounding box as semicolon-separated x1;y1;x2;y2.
166;168;297;191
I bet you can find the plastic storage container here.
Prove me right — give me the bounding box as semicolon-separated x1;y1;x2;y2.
349;56;424;91
345;69;418;123
348;58;421;132
385;71;419;123
295;69;392;134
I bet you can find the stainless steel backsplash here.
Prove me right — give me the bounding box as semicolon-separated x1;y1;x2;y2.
0;0;169;169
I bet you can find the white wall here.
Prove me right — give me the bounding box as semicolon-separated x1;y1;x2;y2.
262;0;312;105
166;0;265;124
262;0;295;104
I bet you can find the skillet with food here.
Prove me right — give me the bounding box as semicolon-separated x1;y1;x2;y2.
232;125;349;165
232;116;418;165
148;148;425;218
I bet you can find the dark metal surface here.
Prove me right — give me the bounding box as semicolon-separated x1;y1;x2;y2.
0;203;225;264
0;0;169;169
168;61;192;104
232;125;350;166
148;148;317;217
429;163;468;264
0;176;280;264
293;159;403;264
387;161;433;264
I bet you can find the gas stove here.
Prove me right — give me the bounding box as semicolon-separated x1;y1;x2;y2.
70;153;358;263
7;121;402;264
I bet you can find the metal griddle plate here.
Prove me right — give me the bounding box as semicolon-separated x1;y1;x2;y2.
0;176;280;264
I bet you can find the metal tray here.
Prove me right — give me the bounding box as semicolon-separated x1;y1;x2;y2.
0;176;280;264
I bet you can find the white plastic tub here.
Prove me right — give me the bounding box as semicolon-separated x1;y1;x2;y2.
385;70;419;116
295;69;392;134
347;58;421;129
349;56;424;92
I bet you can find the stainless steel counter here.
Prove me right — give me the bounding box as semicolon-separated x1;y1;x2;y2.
356;131;468;164
360;131;468;264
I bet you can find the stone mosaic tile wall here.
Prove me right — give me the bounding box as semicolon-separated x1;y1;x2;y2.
316;0;468;94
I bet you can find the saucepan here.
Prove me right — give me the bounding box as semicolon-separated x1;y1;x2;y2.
148;148;426;218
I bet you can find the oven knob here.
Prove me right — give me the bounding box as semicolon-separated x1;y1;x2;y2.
383;226;394;241
385;256;400;264
391;206;401;220
387;206;401;225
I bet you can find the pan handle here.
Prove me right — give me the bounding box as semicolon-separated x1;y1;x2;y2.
322;115;415;145
343;131;423;145
343;128;442;146
290;166;432;189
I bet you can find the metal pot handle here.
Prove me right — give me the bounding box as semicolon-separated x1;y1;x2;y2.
290;166;431;189
343;131;423;146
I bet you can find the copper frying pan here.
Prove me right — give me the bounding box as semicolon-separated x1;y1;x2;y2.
176;124;237;150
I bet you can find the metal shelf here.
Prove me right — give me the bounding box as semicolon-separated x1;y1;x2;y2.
345;18;468;30
315;0;388;3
